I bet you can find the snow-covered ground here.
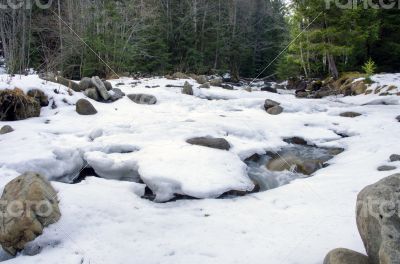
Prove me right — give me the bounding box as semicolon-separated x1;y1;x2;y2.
0;73;399;263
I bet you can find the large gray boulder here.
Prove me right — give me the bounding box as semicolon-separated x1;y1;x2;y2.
84;88;100;101
91;76;110;101
199;82;211;89
193;75;207;85
76;99;97;115
186;137;231;151
264;99;283;115
182;81;193;95
109;88;125;101
0;125;14;135
267;105;283;115
103;80;113;91
79;77;94;90
356;173;400;264
0;89;41;121
27;89;49;107
264;99;280;111
127;94;157;105
0;172;61;255
323;248;369;264
209;78;223;87
172;72;188;79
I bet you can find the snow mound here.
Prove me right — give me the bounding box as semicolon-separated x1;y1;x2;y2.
84;151;141;182
137;143;255;202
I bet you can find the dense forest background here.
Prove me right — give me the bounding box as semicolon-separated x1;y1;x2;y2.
0;0;399;80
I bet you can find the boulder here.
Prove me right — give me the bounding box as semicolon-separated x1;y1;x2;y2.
314;87;336;98
307;80;323;92
55;76;82;92
109;88;125;101
84;88;100;101
340;112;362;118
199;82;211;89
396;116;400;122
352;81;368;95
127;94;157;105
323;248;369;264
76;99;97;115
267;106;283;115
91;76;110;101
264;99;280;111
0;89;41;121
172;72;188;79
389;154;400;162
79;77;94;90
182;81;194;95
266;155;323;175
187;137;231;151
103;81;113;91
283;137;308;146
209;78;223;87
221;84;234;90
356;173;400;264
287;78;307;90
377;165;396;171
0;172;61;255
296;90;309;98
0;125;14;135
27;89;49;107
261;86;278;93
193;75;207;85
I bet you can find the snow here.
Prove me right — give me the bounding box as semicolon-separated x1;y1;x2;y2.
0;73;399;263
137;143;254;202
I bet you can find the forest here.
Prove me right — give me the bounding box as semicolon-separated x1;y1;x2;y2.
0;0;399;80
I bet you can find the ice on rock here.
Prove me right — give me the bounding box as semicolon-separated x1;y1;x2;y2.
84;151;141;182
136;143;255;202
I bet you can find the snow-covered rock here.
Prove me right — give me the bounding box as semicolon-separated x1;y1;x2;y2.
137;143;254;202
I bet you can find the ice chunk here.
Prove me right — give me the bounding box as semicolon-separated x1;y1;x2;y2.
84;151;141;182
